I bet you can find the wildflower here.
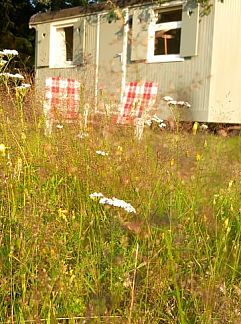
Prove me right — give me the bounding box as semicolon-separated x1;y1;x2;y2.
56;124;63;129
116;145;123;156
184;102;191;108
192;121;199;135
21;132;26;141
146;114;166;129
159;122;167;129
224;218;229;229
77;132;89;139
99;196;136;213
16;83;31;90
145;119;152;127
90;192;136;213
228;180;234;189
2;49;19;56
151;114;163;124
176;101;191;108
196;153;201;161
89;192;104;199
163;96;174;102
168;100;178;106
0;72;24;79
0;144;6;156
117;145;123;152
96;150;108;156
200;124;208;130
11;73;24;79
58;208;68;222
122;273;132;288
163;96;191;108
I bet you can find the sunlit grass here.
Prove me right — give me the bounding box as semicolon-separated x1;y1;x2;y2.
0;61;241;321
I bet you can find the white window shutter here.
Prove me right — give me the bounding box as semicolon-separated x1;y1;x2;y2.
36;24;50;67
180;0;200;57
131;8;152;61
73;19;85;65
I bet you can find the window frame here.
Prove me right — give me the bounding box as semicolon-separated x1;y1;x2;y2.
49;18;78;68
147;8;184;63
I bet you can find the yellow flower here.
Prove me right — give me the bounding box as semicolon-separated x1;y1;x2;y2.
21;132;26;141
0;144;6;156
170;158;175;166
117;145;123;152
228;180;234;189
196;153;201;161
192;122;199;135
224;218;229;229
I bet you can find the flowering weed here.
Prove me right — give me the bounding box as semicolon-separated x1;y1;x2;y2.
0;51;241;322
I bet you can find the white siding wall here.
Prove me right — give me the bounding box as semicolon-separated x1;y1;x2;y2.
209;0;241;123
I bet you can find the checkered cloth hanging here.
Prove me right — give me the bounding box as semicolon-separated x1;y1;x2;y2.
117;81;159;124
44;77;81;121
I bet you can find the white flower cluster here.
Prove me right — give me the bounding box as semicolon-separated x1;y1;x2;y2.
163;96;191;108
0;49;31;92
89;192;104;199
99;197;136;213
96;150;109;156
200;124;208;130
77;132;89;139
89;192;136;213
0;72;24;79
163;96;174;102
0;49;19;56
16;83;31;90
146;114;167;129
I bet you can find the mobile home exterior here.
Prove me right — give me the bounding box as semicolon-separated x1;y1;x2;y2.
29;0;241;123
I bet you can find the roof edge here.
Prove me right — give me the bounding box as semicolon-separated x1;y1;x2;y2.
29;0;183;25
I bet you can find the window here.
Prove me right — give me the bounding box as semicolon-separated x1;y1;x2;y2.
50;21;76;68
147;9;184;63
54;25;73;66
131;4;199;62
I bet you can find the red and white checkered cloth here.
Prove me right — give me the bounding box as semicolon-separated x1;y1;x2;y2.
117;81;158;124
44;77;80;121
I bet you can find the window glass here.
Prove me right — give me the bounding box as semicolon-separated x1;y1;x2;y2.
65;26;73;62
156;10;182;24
154;28;181;55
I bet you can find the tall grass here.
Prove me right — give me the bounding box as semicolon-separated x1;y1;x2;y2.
0;63;241;322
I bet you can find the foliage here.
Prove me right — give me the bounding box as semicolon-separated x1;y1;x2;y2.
35;0;214;13
158;0;213;16
0;1;35;69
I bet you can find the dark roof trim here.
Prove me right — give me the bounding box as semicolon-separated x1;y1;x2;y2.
30;0;182;25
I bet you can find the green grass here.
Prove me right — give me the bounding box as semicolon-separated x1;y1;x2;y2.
0;88;241;323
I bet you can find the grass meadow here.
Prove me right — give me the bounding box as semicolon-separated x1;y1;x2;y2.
0;73;241;322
